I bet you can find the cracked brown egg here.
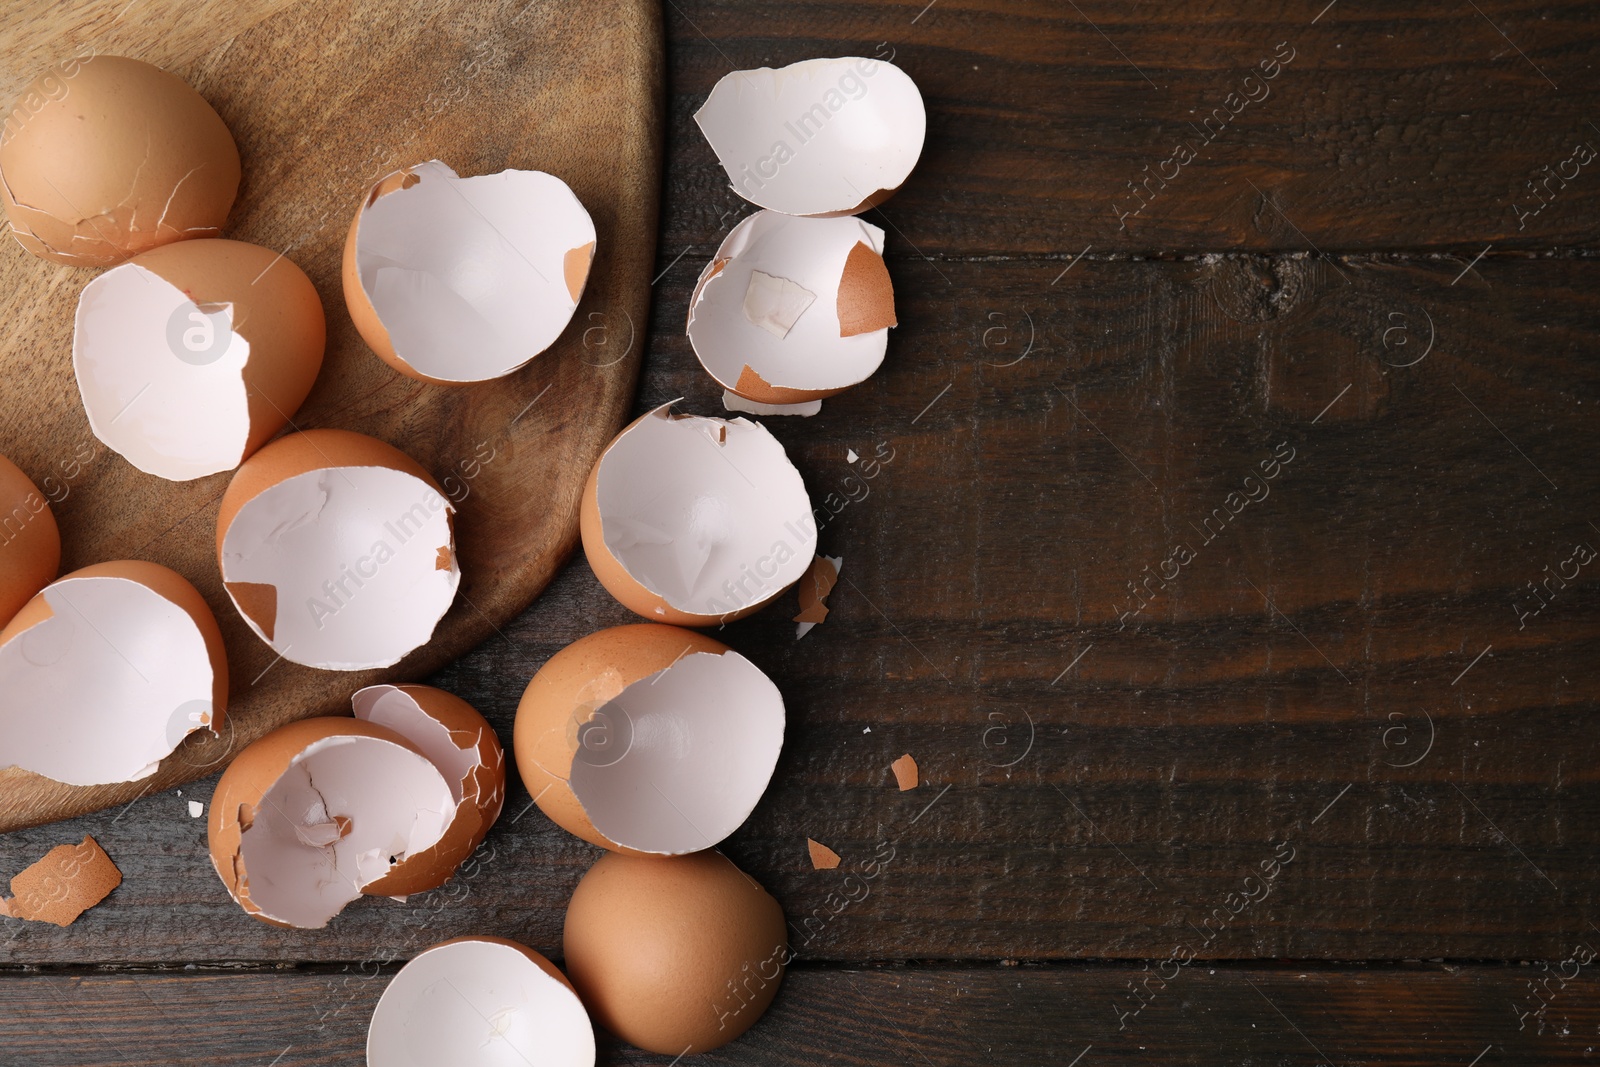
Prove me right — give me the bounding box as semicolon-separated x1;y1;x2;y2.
0;55;240;267
215;429;459;671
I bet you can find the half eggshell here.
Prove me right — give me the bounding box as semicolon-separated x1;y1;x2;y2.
0;55;240;267
0;453;60;625
514;624;785;855
73;238;326;481
353;684;506;896
216;429;459;671
580;404;817;625
368;936;594;1067
694;56;926;217
207;716;456;928
343;160;597;384
688;211;895;404
0;561;226;786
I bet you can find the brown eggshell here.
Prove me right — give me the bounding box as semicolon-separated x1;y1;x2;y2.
207;716;427;927
563;850;788;1054
355;684;506;896
0;453;59;625
341;168;417;383
0;55;240;267
514;624;728;853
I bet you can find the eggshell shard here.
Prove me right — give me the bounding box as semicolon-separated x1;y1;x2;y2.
793;553;842;639
891;752;919;791
563;850;788;1054
0;453;60;625
721;391;822;418
368;936;594;1067
353;684;506;895
0;55;240;267
343;160;597;384
807;838;840;870
0;561;226;786
207;717;456;928
515;624;784;855
689;212;894;404
580;404;817;625
73;239;326;481
216;429;459;671
0;835;122;926
694;56;926;217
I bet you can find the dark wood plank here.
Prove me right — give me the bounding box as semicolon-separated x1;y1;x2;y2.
0;964;1595;1065
657;0;1600;256
2;254;1594;963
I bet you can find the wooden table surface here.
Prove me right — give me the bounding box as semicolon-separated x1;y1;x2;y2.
4;1;1599;1064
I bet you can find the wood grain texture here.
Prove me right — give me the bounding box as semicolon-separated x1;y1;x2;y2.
657;0;1600;256
2;255;1594;965
0;0;663;829
0;964;1594;1066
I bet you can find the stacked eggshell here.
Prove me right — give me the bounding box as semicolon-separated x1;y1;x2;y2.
688;56;926;416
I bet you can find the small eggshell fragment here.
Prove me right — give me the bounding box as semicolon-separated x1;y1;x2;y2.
689;212;894;404
73;238;326;481
216;429;459;671
0;55;241;266
368;936;594;1067
0;453;60;624
694;56;926;217
0;561;226;786
580;403;816;625
807;838;841;869
891;753;919;791
207;716;455;928
515;624;785;855
353;684;506;895
343;160;597;384
793;554;842;639
563;850;787;1054
0;835;121;926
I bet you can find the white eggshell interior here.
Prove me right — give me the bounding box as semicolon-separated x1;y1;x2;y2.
368;939;594;1067
722;391;823;417
354;160;596;383
353;685;482;805
694;56;927;216
73;264;252;481
0;575;215;786
570;649;784;854
689;211;888;394
596;407;817;618
220;466;459;671
238;734;454;928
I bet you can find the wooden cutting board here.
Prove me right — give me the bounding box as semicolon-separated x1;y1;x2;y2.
0;0;662;830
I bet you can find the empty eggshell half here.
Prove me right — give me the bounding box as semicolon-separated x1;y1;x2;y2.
208;716;456;928
580;404;817;625
514;624;785;855
368;936;594;1067
0;453;60;625
688;211;895;404
216;429;459;671
0;55;241;266
563;850;788;1054
352;684;506;895
0;561;226;786
73;238;326;481
343;160;597;384
694;56;926;217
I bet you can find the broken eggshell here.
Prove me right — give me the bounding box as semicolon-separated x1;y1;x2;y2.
580;404;817;625
216;429;459;671
0;55;241;267
694;56;926;217
0;453;60;625
368;936;594;1067
0;561;226;786
343;160;596;384
207;716;456;928
514;623;784;855
73;238;326;481
563;850;787;1054
352;684;506;896
689;211;895;405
